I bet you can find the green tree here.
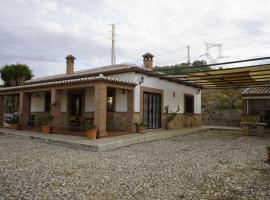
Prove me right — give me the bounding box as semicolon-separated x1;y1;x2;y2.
0;64;33;113
155;60;210;74
0;63;33;87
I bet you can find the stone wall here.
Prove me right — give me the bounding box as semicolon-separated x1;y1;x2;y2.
202;108;241;126
107;112;128;132
202;89;243;127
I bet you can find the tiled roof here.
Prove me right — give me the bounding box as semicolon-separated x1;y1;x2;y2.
23;63;199;88
0;75;137;93
26;64;156;85
242;86;270;96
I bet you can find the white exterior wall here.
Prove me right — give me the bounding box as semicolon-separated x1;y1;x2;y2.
109;72;201;114
85;87;94;112
60;90;67;112
115;88;127;112
30;93;45;112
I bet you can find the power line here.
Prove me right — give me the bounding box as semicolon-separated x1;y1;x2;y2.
156;56;270;72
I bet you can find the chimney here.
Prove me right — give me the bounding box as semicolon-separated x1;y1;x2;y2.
65;54;76;75
143;52;154;70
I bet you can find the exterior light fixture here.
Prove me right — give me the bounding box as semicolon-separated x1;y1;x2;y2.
138;76;144;85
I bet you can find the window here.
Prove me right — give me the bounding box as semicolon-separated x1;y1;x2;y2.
44;92;51;112
107;88;115;112
184;94;194;113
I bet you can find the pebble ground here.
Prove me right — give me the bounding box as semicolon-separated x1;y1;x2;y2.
0;130;270;200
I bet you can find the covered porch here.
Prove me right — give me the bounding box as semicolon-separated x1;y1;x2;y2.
0;77;136;138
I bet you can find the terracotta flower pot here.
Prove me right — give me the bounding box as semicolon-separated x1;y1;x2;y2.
165;122;173;130
10;123;19;130
268;151;270;161
138;127;145;134
41;126;51;134
86;129;97;139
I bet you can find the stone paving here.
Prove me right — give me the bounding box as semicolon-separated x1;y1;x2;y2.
0;130;270;199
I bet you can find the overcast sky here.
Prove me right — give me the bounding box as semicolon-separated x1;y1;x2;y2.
0;0;270;77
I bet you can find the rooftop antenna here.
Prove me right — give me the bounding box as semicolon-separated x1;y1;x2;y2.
110;24;116;66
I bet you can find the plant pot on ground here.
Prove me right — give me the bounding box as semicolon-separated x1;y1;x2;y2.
6;114;20;130
37;114;53;134
266;146;270;161
134;120;147;134
84;123;97;139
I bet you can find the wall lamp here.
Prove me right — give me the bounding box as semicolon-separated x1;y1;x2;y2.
138;76;144;85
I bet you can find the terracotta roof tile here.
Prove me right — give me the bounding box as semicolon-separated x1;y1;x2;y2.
0;75;137;93
242;86;270;96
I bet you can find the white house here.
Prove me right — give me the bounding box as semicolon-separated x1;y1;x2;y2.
0;53;201;138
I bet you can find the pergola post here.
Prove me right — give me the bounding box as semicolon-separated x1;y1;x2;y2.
94;83;107;137
19;92;30;128
0;95;4;126
127;88;134;132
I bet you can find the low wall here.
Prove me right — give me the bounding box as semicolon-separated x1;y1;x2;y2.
202;108;241;127
107;112;128;132
165;114;201;129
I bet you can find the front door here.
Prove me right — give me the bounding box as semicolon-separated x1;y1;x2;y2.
69;93;83;117
143;92;161;129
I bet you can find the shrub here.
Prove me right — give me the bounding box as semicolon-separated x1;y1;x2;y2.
134;120;147;129
83;122;96;131
266;146;270;151
37;114;53;126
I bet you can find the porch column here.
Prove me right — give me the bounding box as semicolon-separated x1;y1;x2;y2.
0;95;4;126
19;92;30;127
127;89;134;132
51;89;61;128
242;99;247;114
94;83;107;137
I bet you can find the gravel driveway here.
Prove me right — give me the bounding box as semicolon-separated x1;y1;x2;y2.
0;130;270;200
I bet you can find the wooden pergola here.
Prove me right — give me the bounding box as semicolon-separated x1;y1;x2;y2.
159;64;270;89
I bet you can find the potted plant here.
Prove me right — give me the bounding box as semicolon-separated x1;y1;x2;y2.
165;105;181;130
37;114;53;134
134;120;147;134
266;146;270;162
84;123;97;139
6;113;20;130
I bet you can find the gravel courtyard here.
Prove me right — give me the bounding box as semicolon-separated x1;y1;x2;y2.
0;130;270;200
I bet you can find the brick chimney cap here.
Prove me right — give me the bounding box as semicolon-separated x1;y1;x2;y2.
142;52;154;58
66;54;76;59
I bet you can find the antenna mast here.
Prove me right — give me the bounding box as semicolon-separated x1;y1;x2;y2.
110;24;116;66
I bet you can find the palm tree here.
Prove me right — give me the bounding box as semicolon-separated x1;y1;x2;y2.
0;63;33;87
0;64;33;113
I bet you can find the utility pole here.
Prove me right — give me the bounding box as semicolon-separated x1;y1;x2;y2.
187;45;191;67
110;24;116;66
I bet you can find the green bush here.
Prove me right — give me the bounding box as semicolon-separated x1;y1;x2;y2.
266;146;270;151
83;122;96;131
37;114;53;126
134;120;147;129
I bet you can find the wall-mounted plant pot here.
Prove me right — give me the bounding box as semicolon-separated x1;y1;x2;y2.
86;129;97;139
41;126;51;134
10;123;19;130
